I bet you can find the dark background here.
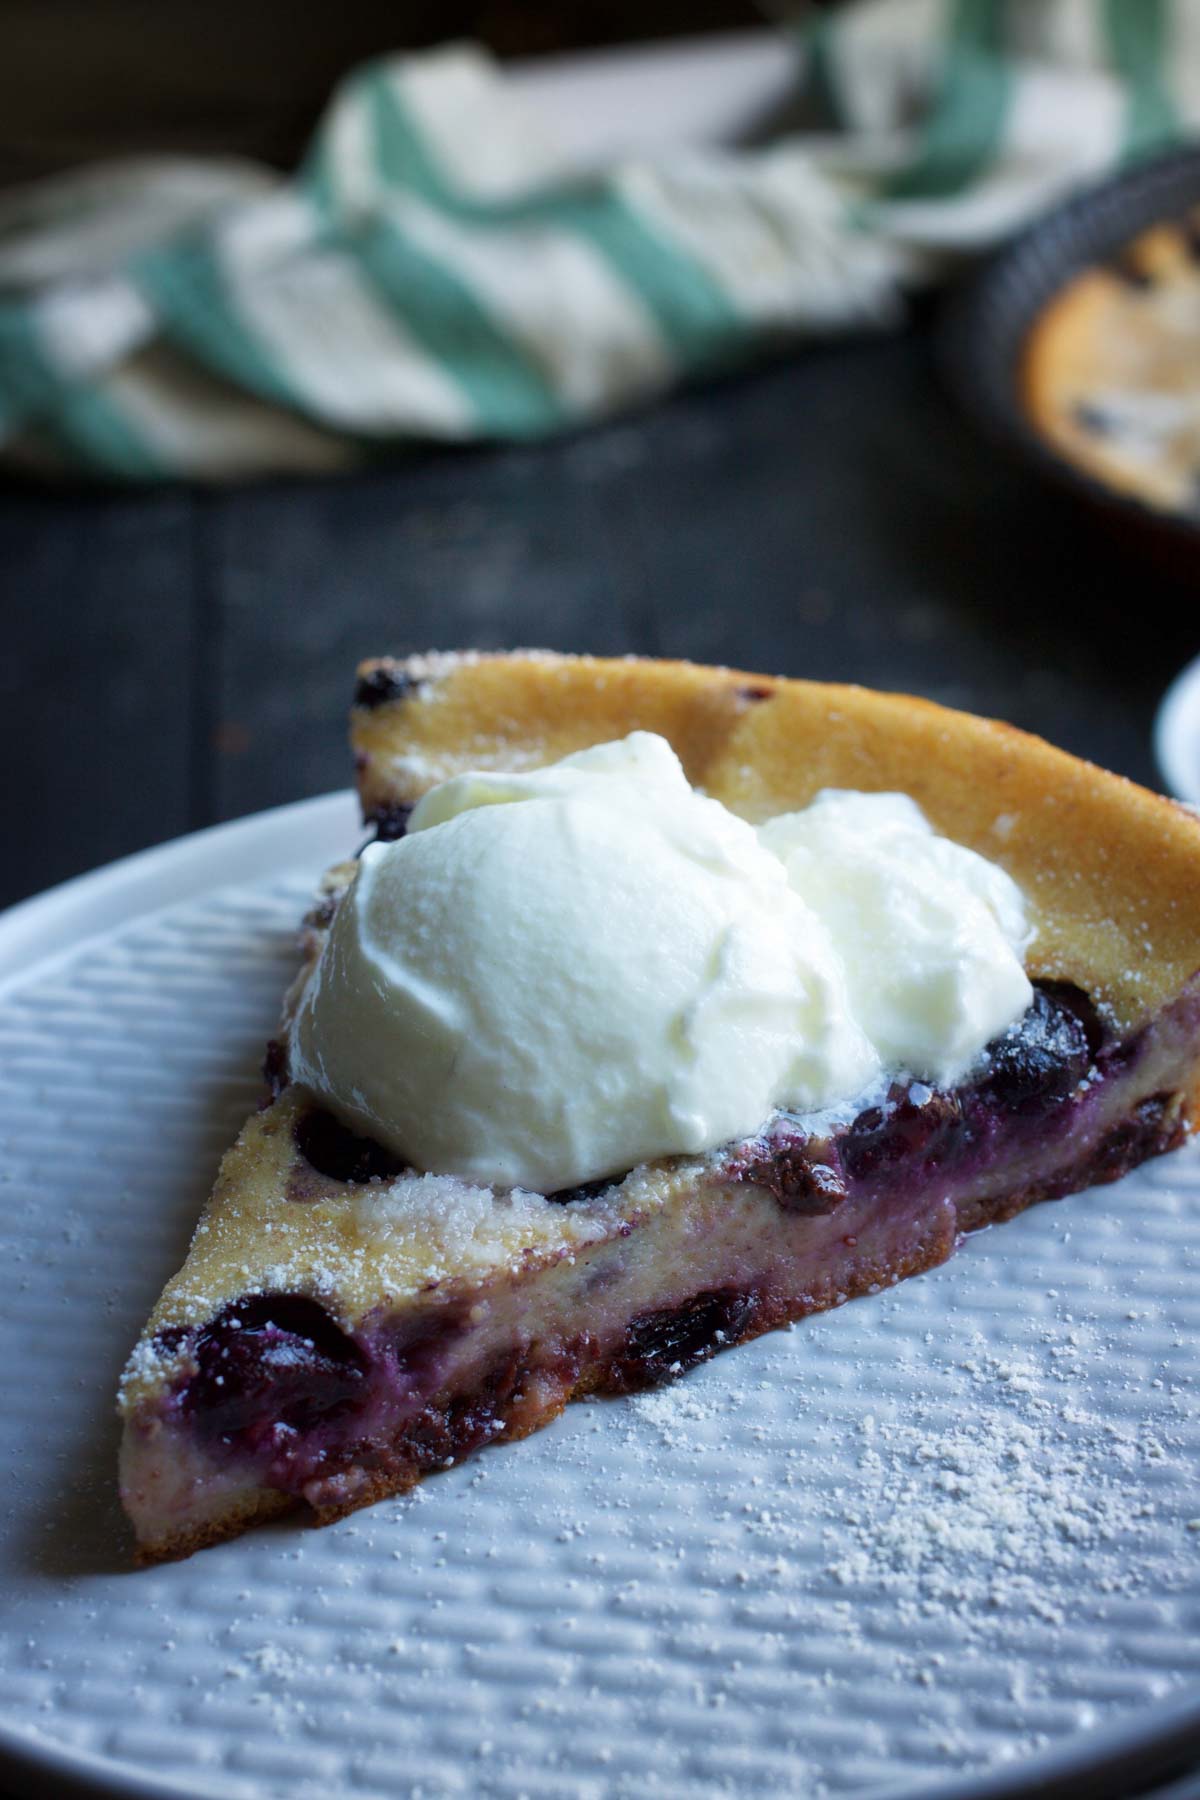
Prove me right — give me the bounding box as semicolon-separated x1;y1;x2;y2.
2;311;1191;913
0;0;762;186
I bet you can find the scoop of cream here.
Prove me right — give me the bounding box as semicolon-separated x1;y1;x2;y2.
288;733;1032;1193
759;791;1033;1085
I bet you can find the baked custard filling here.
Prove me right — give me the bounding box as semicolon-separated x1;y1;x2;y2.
125;971;1193;1532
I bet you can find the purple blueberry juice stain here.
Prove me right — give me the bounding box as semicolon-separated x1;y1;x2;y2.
734;1129;848;1213
970;982;1097;1118
728;982;1108;1203
366;802;414;843
381;1303;472;1386
842;1089;965;1186
546;1172;627;1205
176;1295;369;1472
611;1288;762;1391
292;1107;409;1186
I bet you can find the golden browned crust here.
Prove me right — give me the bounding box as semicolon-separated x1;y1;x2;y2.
134;1489;294;1568
1022;211;1200;514
353;649;1200;1034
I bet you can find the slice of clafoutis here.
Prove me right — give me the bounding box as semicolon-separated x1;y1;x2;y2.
119;652;1200;1563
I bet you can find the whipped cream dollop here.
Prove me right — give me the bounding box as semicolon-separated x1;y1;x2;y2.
288;734;1032;1193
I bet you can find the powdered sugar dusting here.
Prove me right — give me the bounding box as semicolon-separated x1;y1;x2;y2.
566;1275;1200;1792
351;1173;617;1282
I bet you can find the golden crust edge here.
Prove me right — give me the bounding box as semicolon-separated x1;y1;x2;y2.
132;1487;295;1567
351;648;1200;1030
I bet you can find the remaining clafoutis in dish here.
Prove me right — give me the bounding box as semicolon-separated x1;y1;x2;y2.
1024;205;1200;518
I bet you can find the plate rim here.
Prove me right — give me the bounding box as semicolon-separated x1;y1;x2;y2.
1155;652;1200;806
2;792;1199;1800
3;1688;1200;1800
0;790;359;1002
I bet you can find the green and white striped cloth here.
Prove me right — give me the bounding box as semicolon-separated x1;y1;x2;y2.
0;0;1196;482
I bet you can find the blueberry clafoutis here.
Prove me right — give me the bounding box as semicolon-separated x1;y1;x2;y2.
119;652;1200;1562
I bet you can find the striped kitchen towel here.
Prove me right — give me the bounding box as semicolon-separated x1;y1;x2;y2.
0;0;1196;482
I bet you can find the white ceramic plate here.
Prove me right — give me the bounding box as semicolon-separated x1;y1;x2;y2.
2;791;1200;1800
1156;653;1200;807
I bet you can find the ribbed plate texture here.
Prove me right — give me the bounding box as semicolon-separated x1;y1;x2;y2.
1;861;1198;1800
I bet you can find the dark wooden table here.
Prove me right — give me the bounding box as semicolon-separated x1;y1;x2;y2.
1;316;1192;914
